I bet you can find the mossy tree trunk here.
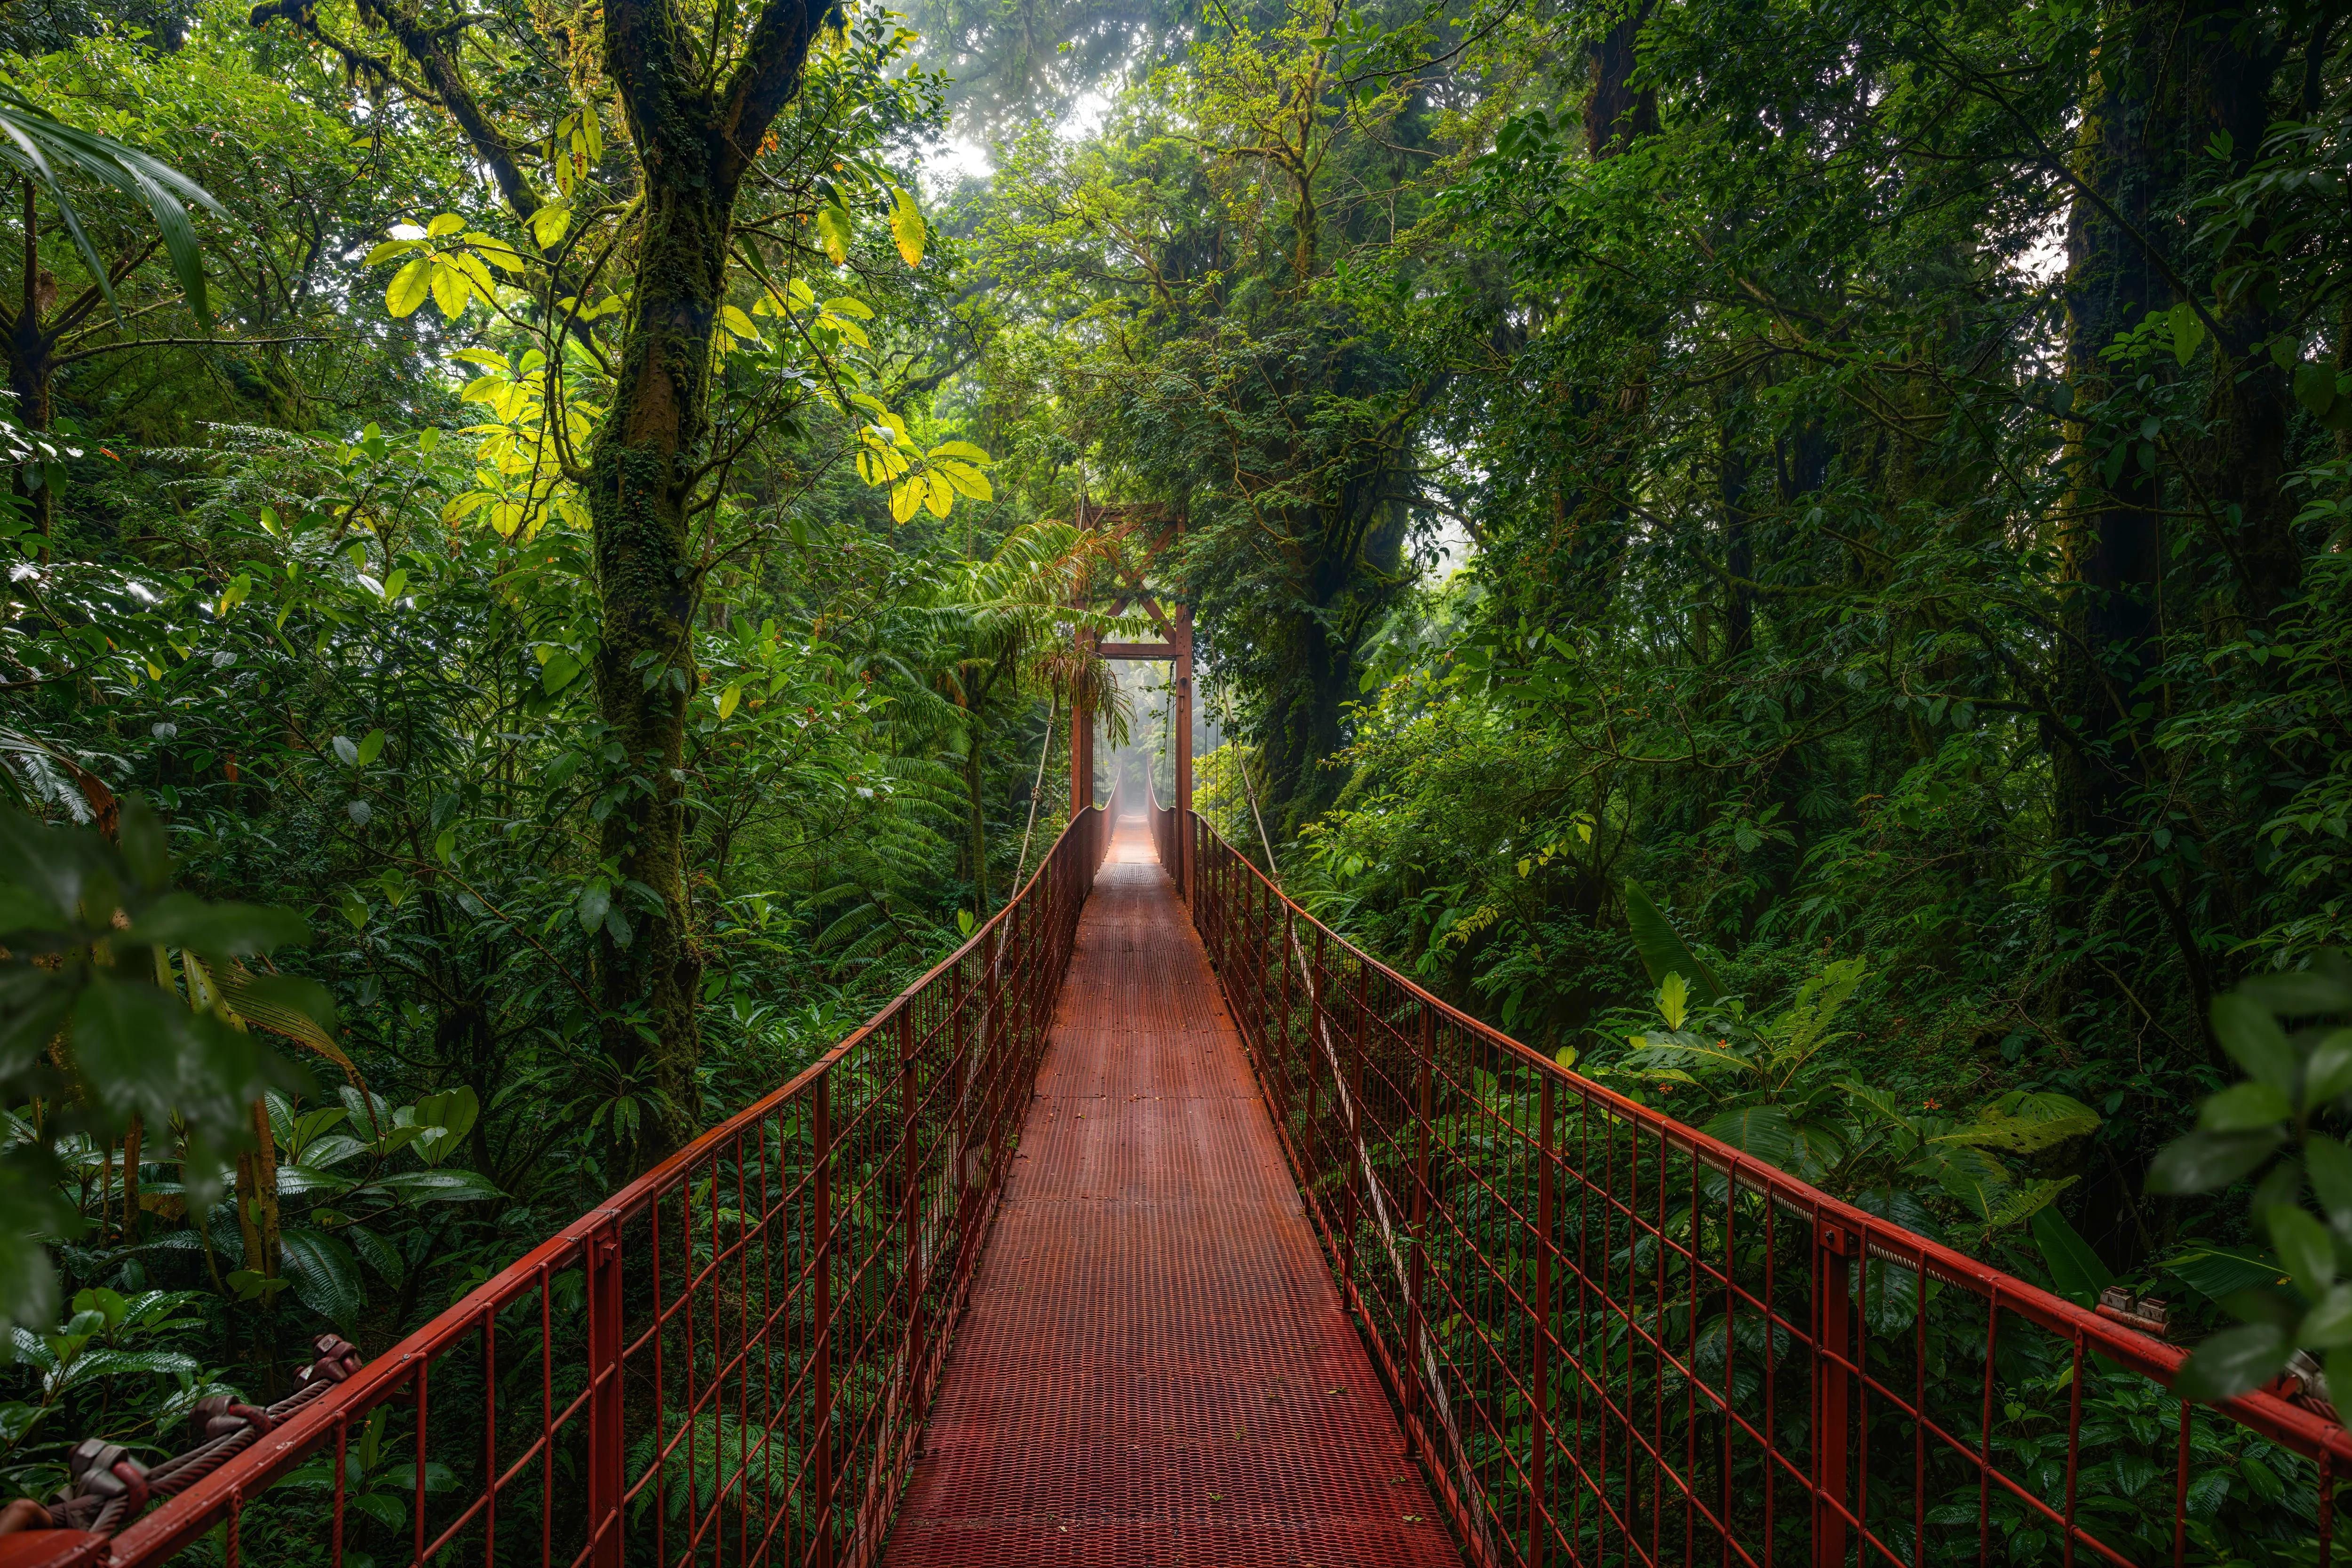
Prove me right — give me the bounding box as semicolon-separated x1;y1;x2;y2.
2049;6;2188;1050
588;0;836;1154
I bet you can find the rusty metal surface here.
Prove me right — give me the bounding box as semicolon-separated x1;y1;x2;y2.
881;815;1461;1567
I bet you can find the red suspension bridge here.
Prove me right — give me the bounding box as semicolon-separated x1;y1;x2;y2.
5;626;2352;1568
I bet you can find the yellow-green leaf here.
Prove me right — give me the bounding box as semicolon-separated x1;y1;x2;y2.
923;471;954;518
386;256;432;318
928;439;989;464
815;203;852;266
366;238;421;266
449;250;497;298
889;478;922;524
719;304;759;342
824;295;874;320
453;347;508;369
429;260;472;318
933;459;992;501
717;683;742;720
426;213;465;238
465;233;528;274
889;185;924;268
529;204;571;247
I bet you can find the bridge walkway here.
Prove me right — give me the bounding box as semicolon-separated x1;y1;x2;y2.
878;814;1461;1567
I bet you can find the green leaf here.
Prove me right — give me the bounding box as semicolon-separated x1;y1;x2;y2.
1700;1105;1793;1168
1621;880;1724;1002
1944;1092;2101;1152
2307;1135;2352;1236
121;893;307;956
1836;1079;1915;1131
2170;301;2206;365
576;883;610;932
1933;1150;2020;1222
2212;993;2296;1090
0;884;65;938
1657;971;1688;1030
0;968;75;1078
2031;1208;2114;1307
355;729;387;768
2175;1321;2293;1401
2305;1029;2352;1109
2300;1283;2352;1349
369;1169;499;1204
2238;967;2352;1016
2268;1206;2336;1302
278;1229;365;1329
2294;361;2338;417
541;652;581;695
412;1086;479;1168
2161;1242;2283;1302
2147;1127;2284;1194
2199;1081;2292;1133
0;809;98;918
0;87;222;334
343;1224;404;1288
118;796;170;892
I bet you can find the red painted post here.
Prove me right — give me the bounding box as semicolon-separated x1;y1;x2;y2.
1404;1004;1434;1440
1817;1219;1853;1568
584;1219;622;1568
813;1073;835;1568
1531;1076;1555;1568
900;1006;922;1403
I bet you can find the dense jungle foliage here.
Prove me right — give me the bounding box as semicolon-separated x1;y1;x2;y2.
1;0;2351;1555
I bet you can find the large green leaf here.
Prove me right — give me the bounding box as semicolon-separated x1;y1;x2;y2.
122;892;308;956
1836;1080;1916;1134
2030;1208;2113;1306
2160;1242;2284;1302
279;1228;365;1329
369;1168;501;1204
413;1086;480;1168
2174;1322;2293;1401
1621;879;1723;1002
0;87;220;332
2147;1127;2284;1194
2211;994;2296;1091
1701;1105;1794;1168
1937;1091;2100;1154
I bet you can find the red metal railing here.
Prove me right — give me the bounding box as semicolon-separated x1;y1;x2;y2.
48;796;1119;1568
1146;773;1180;897
1185;813;2352;1568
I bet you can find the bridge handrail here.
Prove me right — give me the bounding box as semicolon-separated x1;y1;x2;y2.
1182;810;2350;1568
48;795;1121;1568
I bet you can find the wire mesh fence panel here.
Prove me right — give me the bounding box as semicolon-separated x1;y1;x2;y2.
81;803;1119;1568
1189;815;2352;1568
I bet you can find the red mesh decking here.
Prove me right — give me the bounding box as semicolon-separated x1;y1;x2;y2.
880;815;1462;1567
